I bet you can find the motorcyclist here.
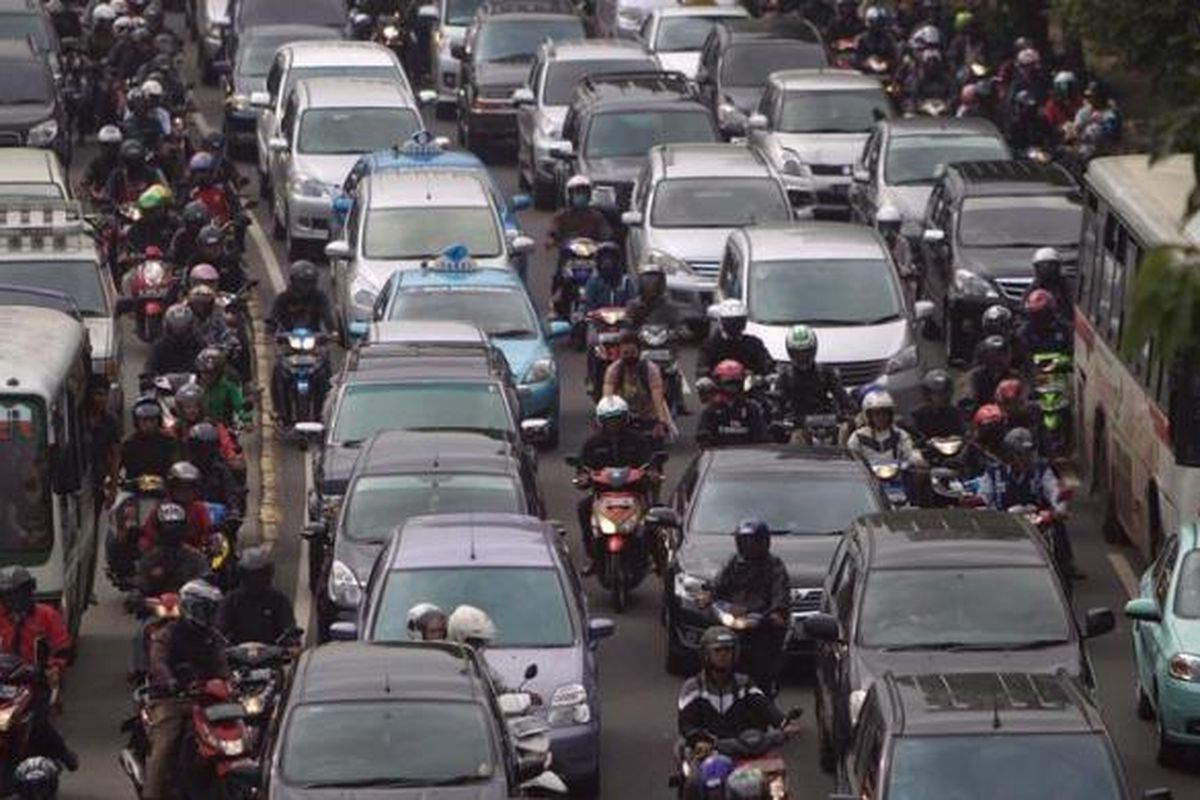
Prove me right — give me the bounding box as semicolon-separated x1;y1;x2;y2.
624;262;680;330
847;390;920;465
1007;89;1054;152
697;360;768;448
582;243;636;310
1005;46;1048;108
267;260;336;425
825;0;863;41
140;461;213;553
855;6;898;65
446;605;511;691
602;329;674;440
86;4;118;63
774;324;853;420
905;48;955;108
144;304;205;377
0;567;77;772
174;383;243;473
135;502;209;597
1042;71;1081;130
217;546;295;645
121;84;168;149
963;334;1020;411
1024;247;1072;318
167;200;211;267
696;299;772;379
349;10;374;40
973;303;1029;370
911;368;967;439
143;580;229;800
127;183;176;254
187;151;234;223
876;204;916;298
102;139;162;206
548;175;613;248
116;397;180;489
407;603;448;641
83;124;124;198
195;347;251;429
186;423;244;514
186;285;239;358
1016;289;1071;364
947;9;988;72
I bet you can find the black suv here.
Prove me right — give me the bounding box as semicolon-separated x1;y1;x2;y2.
696;16;827;136
550;70;719;217
804;509;1115;772
916;159;1081;362
843;671;1171;800
0;37;69;166
454;0;585;155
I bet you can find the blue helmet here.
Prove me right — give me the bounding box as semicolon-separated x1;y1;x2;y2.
699;753;735;789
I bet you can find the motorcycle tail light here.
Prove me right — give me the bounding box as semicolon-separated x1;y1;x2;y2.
605;535;625;553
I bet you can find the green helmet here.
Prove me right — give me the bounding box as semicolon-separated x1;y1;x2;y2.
137;183;171;211
785;324;818;363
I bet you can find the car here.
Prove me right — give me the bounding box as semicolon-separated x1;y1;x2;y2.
848;116;1011;228
637;4;749;79
1125;522;1200;765
455;1;586;154
0;0;60;81
0;38;69;166
345;513;616;792
219;23;343;153
594;0;672;40
323;169;533;339
549;70;721;218
695;16;828;136
746;69;893;216
193;0;233;83
267;77;433;259
0;146;68;199
421;0;490;118
252;41;412;199
714;222;931;405
804;509;1116;773
916;160;1082;362
513;39;660;208
622;143;792;331
659;446;885;674
314;428;545;632
226;0;345;62
249;640;566;796
370;261;569;437
843;671;1169;800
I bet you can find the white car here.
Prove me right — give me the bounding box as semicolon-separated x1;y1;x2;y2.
638;4;748;79
420;0;487;118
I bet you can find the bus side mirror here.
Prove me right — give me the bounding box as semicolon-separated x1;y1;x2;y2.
1170;359;1200;467
51;445;81;494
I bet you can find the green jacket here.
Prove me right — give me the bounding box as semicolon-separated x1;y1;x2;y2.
203;378;250;426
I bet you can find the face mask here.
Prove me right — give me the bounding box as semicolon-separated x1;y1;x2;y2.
570;194;588;210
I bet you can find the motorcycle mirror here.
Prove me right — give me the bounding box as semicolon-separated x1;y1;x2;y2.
801;612;840;642
301;520;328;541
1084;607;1115;638
645;506;680;529
587;617;615;642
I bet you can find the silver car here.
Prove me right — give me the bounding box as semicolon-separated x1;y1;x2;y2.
513;38;658;209
420;0;488;118
267;77;434;258
747;69;892;215
594;0;672;39
193;0;231;84
637;4;747;79
323;170;533;340
621;143;793;330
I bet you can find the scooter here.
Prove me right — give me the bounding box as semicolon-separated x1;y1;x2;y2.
105;474;169;591
672;709;801;799
0;655;37;794
276;327;330;429
639;324;682;412
559;238;597;350
870;459;911;507
227;629;301;756
123;250;176;342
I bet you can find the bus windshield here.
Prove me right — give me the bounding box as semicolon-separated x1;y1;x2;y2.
0;397;52;554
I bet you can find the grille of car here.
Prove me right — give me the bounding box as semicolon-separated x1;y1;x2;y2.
479;86;518;100
790;587;823;615
809;163;850;177
687;261;719;278
0;131;23;146
995;276;1032;304
828;358;888;387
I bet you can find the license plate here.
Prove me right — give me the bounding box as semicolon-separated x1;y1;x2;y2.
643;349;672;360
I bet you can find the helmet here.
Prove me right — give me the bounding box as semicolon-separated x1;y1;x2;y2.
725;767;767;800
187;421;220;447
875;204;902;227
785;324;817;366
864;5;887;28
994;378;1025;405
188;151;215;173
92;3;117;21
154;501;188;546
163;304;194;337
447;605;496;647
981;304;1013;336
972;403;1006;432
179;579;222;628
189;263;220;286
187;284;216;314
699;754;735;790
979;334;1010;362
175;382;204;413
288;260;318;292
1033;245;1061;266
1016;47;1040;67
713;359;745;392
131;395;163;423
910;24;941;50
953;9;973;31
565;174;592;193
168;460;201;487
120;139;147;165
182;200;209;228
921;368;952;399
406;603;446;638
1024;288;1057;318
12;757;59;800
137;183;170;211
141;79;163;99
699;625;737;655
195;345;226;375
1004;426;1036;458
237;545;273;575
595;395;630;426
637;261;666;296
0;566;35;598
734;518;769;539
1053;70;1077;92
861;389;895;413
98;123;123;144
716;298;747;337
196;224;224;249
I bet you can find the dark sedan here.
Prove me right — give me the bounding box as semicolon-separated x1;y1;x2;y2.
0;38;69;166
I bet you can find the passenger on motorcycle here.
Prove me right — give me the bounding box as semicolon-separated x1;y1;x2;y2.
1042;71;1081;130
167;201;211;272
847;390;920;465
963;334;1021;411
115;397;180;491
1017;289;1071;359
174;383;242;470
267;260;336;424
140;462;214;553
825;0;863;41
697;360;769;448
1024;248;1073;320
186;423;243;515
774;324;853;420
602;329;674;439
102;140;162;206
127;183;176;254
1007;89;1054;152
145;305;204;377
83;125;123;197
962;403;1007;476
624;262;680;329
548;175;613;248
217;547;295;646
195;347;251;429
407;603;449;641
143;580;229;800
135;502;209;597
711;520;790;692
856;6;898;65
972;303;1029;372
696;299;772;379
911;368;966;439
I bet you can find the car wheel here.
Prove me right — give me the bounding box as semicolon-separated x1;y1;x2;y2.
1137;681;1154;721
1157;690;1183;767
533;172;556;211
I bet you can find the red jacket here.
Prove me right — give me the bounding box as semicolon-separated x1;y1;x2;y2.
0;604;71;673
139;500;212;552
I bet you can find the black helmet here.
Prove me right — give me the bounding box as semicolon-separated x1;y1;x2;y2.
733;517;770;560
163;303;194;337
120;138;146;165
195;346;226;375
132;395;163;424
734;517;769;538
182;200;209;228
179;579;222;628
196;224;224;249
175;382;204;413
1003;426;1036;459
979;334;1010;364
980;304;1013;336
237;545;273;575
0;566;35;617
12;757;59;800
187;421;220;448
921;368;952;399
155;501;188;545
288;260;318;293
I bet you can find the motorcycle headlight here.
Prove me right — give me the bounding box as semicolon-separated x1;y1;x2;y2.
291;175;332;199
1169;653;1200;682
673;572;710;607
241;693;266;716
328;559;362;608
885;344;918;374
27;119;58;147
523;357;556;384
644;249;692;275
382;23;400;39
873;463;899;481
954;269;1000;299
226;93;249;110
781;149;812;178
536;115;561;141
288;335;317;351
547;683;590;726
597;515;618;535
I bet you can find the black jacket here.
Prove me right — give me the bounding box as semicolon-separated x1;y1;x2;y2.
696;332;773;378
217;588;295;645
136;545;209;596
775;364;852;418
578;429;655;471
677;672;784;742
625;296;680;330
194;459;243;514
911;403;967;439
120;432;180;480
268;289;335;334
696;398;768;449
148;619;229;690
145;332;205;377
713;554;790;617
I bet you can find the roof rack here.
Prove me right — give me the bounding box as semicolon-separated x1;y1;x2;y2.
479;0;577;16
578;70;694;95
0;200;90;253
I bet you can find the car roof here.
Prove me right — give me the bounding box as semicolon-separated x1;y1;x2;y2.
0;305;87;400
655;143;771;178
740;221;886;261
479;9;581;24
355;428;523;477
391;513;555;568
366;319;490;345
944;160;1078;197
365;170;490;208
477;0;577;16
341;352;506;382
882;672;1104;736
854;509;1048;569
769;68;884;91
294;76;413;108
702;444;873;477
363;145;485;172
0;148;59;182
241;23;342;44
285;41;399;67
540;38;649;61
654;5;749;19
718;14;822;42
397;266;523;290
571;71;701;111
881;116;1003;138
292;642;491;704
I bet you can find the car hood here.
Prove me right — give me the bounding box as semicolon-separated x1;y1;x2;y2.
723;86;763;113
85;317;114;361
770;132;867;167
493;337;546;383
679;533;841;589
318;444;361;497
271;783;507;799
293;153;364;190
580;156;643;184
486;645;583;702
647;227;733;263
957;244;1078;280
655;51;701;78
853;643;1082;695
0;103;56;128
232;74;267;97
878;184;932;223
476;62;530;91
748;316;909;364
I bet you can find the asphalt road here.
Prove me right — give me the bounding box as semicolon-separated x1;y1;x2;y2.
52;18;1200;799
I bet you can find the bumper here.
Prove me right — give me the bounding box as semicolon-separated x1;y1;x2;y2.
518;379;560;424
436;54;460;103
1158;676;1200;744
287;193;334;241
548;721;601;784
810;174;853;215
781;173;818;211
665;273;717;325
465;105;518;138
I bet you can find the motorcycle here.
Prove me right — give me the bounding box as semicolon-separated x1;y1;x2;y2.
639;324;683;412
123;251;176;342
227;630;300;756
870;459;911;507
275;327;330;429
585;306;626;401
0;655;37;793
127;593;181;678
673;710;801;799
1032;350;1072;458
557;238;597;350
106;474;169;591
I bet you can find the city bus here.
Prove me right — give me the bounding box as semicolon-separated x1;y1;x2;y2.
0;304;95;636
1075;154;1200;558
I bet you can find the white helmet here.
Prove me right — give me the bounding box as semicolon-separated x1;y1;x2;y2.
1033;246;1060;265
565;174;592;192
110;0;129;14
97;124;123;144
91;3;117;21
447;605;496;647
141;79;163;99
716;298;747;320
910;24;941;50
406;603;445;638
875;204;902;225
861;389;895;413
113;16;133;33
595;395;630;424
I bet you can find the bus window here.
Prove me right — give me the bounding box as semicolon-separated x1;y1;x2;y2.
0;398;53;554
1107;227;1130;341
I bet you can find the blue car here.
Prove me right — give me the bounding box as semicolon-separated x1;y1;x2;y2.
366;258;568;444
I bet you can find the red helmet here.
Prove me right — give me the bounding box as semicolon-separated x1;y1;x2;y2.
972;403;1006;431
712;359;746;389
994;378;1025;404
1024;288;1057;317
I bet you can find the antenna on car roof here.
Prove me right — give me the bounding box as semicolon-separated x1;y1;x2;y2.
991;692;1002;730
469;526;478;561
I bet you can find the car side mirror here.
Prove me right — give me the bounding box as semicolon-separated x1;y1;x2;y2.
511;86;535;106
922;228;946;244
913;299;934;321
548;140;573;159
645;506;680;529
450;42;467;60
1124;597;1161;623
417;89;438;106
620;210;642;226
851;164;869;183
546;319;571;339
747;112;768;130
802;612;840;642
328;621;358;641
509;234;535;254
417;3;438;20
324;239;351;260
268;136;289;153
510;193;531;212
1084;607;1116;638
587;617;615;642
301;520;328;541
249;90;270;108
521;418;552;443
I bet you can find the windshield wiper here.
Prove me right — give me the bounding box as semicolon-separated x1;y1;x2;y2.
862;313;902;325
489;328;536;338
300;777;444;789
945;638;1071;652
336;439;364;448
879;641;969;652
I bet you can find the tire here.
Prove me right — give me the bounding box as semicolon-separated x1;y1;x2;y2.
532;173;556;210
1137;682;1154;721
608;552;627;613
816;693;836;773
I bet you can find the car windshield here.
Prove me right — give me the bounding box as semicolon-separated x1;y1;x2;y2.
364;207;502;259
777;89;888;133
0;60;51;104
298;108;421;155
374;567;574;646
857;567;1071;648
958;196;1083;248
887;735;1123;800
650;177;790;228
284;66;400;104
884;133;1010;185
0;183;63;199
344;473;522;542
241;0;342;29
656;16;735;52
1174;550;1200;618
332;383;512;444
389;287;539;338
0;261;108;316
720;43;825;88
748;258;901;326
241;34;336;77
584;110;717;159
543;58;657;105
0;15;51;51
446;0;485;25
282;701;495;788
0;397;51;555
476;18;585;63
690;473;879;535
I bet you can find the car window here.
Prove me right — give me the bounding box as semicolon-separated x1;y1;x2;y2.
388;287;539;338
689;473;879;535
584;110;717;159
0;398;51;554
297;107;422;155
777;89;889;134
1173;548;1200;618
748;258;902;326
650;177;790;228
1155;536;1179;608
884;134;1010;186
240;0;343;29
446;0;486;26
0;261;108;316
543;58;657;105
283;66;403;108
833;548;858;631
957;196;1082;248
656;16;734;53
0;58;52;104
719;42;825;88
364;206;502;259
343;473;523;542
331;382;512;444
475;18;585;64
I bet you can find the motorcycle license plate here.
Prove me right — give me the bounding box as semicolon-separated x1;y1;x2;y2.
886;488;908;505
140;288;167;298
643;349;672;360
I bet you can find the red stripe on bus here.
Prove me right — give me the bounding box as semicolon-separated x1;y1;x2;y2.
1074;309;1095;349
1150;405;1170;446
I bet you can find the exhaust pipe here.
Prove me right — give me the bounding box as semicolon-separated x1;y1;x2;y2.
118;748;144;791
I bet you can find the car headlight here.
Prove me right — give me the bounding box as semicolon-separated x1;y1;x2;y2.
1168;653;1200;682
328;559;362;608
644;249;693;276
953;269;1000;299
781;149;812;178
673;572;711;607
291;175;332;199
536;116;560;141
523;357;556;384
848;688;867;726
226;93;249;110
547;683;590;726
27;119;58;147
885;344;918;374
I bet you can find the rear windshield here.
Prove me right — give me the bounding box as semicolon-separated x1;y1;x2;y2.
543;58;657;105
0;397;52;555
958;196;1082;249
446;0;486;26
584;110;717;158
720;42;825;88
0;261;108;316
332;382;512;444
650;177;790;228
298;108;421;155
240;0;343;29
0;59;51;104
0;15;52;52
343;473;523;542
283;66;401;105
475;18;585;64
690;473;879;535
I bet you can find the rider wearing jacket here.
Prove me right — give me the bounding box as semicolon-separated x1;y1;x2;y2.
117;398;180;487
847;390;919;465
624;263;680;329
267;261;336;425
1024;248;1072;320
548;175;613;248
186;423;243;515
582;245;636;310
216;547;295;646
856;6;898;64
677;626;786;747
1016;289;1071;362
602;329;674;438
911;369;966;439
195;348;251;429
774;325;852;420
140;462;213;553
963;335;1021;412
696;300;773;379
145;305;205;377
697;361;768;448
135;503;209;597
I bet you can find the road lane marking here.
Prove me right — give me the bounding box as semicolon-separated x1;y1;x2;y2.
295;449;313;634
1108;551;1140;599
247;219;286;294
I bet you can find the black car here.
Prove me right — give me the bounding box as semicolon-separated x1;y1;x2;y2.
551;70;719;217
844;671;1172;800
804;509;1115;772
916;159;1081;362
225;0;346;63
658;446;885;674
0;0;59;78
311;427;545;633
695;16;827;137
454;0;585;155
0;37;69;166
